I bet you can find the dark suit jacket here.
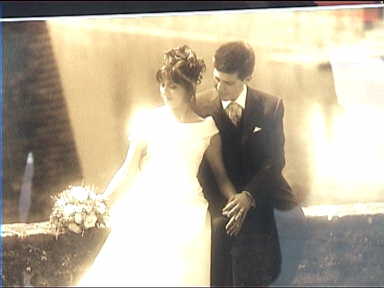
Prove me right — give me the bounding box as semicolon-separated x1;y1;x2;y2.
196;86;297;284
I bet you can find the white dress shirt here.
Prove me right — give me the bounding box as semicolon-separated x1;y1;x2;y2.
222;84;247;110
221;85;256;208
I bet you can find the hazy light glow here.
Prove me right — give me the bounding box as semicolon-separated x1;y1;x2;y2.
303;202;384;220
77;107;210;287
310;103;384;204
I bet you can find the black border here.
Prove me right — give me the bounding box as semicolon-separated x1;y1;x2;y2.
1;1;318;18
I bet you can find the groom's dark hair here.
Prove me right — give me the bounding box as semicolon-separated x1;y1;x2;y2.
214;41;255;81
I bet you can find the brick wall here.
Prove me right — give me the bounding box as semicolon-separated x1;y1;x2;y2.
3;22;83;223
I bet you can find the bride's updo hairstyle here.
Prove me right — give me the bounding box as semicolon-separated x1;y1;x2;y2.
156;45;206;104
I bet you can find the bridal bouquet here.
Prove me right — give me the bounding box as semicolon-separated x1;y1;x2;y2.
49;185;110;235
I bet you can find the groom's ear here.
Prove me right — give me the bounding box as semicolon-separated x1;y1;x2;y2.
243;75;252;82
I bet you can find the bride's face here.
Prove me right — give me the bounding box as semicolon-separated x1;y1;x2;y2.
160;80;189;109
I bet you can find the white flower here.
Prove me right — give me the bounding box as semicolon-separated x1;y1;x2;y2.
49;184;110;233
74;212;84;225
103;215;111;228
68;223;82;234
71;186;89;202
56;199;66;207
84;204;92;214
96;203;106;215
84;212;97;229
96;194;108;201
63;205;76;217
88;191;97;201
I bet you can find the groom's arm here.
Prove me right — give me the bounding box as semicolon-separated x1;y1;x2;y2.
244;98;297;210
205;134;237;202
223;97;296;234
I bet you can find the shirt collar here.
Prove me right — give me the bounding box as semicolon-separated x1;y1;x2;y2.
222;85;247;109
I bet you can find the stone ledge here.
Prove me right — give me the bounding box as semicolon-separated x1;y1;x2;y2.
1;222;109;286
2;208;384;286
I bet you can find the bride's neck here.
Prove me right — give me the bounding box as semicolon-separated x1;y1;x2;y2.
170;104;195;123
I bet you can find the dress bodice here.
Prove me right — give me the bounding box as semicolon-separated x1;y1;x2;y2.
129;106;218;200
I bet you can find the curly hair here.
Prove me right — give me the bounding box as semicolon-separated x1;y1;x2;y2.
156;45;206;102
214;41;255;81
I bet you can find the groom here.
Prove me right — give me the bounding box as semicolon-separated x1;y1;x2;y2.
197;41;299;286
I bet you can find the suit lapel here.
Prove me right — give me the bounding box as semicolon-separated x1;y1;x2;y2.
212;97;237;132
209;88;263;139
241;88;263;145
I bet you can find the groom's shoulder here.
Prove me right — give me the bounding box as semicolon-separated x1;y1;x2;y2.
248;86;282;113
195;88;220;118
248;86;280;104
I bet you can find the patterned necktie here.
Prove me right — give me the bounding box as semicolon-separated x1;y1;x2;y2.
225;101;243;127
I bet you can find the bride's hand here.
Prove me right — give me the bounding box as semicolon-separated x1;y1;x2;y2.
97;192;112;206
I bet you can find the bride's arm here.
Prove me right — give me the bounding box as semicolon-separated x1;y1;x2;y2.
103;140;146;204
205;134;237;201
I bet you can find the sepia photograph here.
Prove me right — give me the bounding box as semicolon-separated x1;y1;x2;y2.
2;2;384;286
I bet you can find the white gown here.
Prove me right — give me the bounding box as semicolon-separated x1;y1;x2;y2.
77;106;219;287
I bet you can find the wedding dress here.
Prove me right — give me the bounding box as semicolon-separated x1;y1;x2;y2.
77;106;218;287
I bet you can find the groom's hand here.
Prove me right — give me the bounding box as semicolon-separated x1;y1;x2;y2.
225;210;247;236
222;191;254;236
222;191;253;218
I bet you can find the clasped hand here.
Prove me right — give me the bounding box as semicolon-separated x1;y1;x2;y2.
222;191;254;236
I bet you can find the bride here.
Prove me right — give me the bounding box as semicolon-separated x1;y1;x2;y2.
77;45;237;287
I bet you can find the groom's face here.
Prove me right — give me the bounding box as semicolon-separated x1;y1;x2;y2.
213;68;244;102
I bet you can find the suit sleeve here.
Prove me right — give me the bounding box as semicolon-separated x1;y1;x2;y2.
245;99;297;210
